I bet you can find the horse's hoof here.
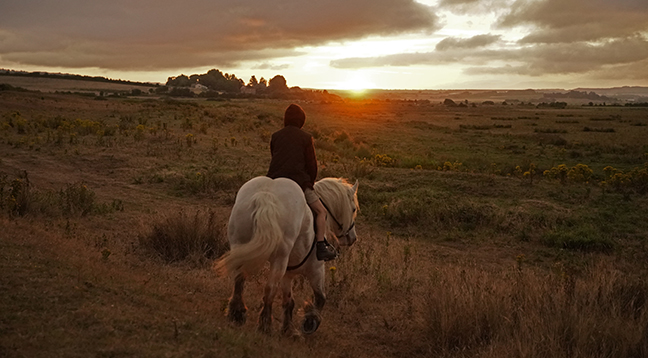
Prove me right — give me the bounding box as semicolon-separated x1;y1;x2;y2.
227;310;247;326
283;327;303;339
258;323;272;335
301;315;321;335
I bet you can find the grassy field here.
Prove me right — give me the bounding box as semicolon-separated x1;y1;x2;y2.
0;75;156;95
1;86;648;357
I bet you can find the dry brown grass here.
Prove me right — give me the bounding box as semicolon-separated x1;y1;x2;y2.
0;75;155;93
422;263;648;357
1;86;648;357
138;209;229;266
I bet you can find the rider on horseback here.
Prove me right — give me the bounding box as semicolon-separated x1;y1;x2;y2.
266;104;338;261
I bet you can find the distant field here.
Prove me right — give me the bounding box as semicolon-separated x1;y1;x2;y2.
0;75;157;94
1;89;648;357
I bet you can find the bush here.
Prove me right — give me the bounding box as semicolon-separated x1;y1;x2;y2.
0;171;32;216
59;182;97;216
383;197;496;231
583;127;615;133
1;172;119;218
544;164;592;184
139;210;228;265
542;227;614;252
601;164;648;196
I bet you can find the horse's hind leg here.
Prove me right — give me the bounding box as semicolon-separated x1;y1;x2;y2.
227;274;247;325
259;262;286;334
302;269;326;335
280;276;297;335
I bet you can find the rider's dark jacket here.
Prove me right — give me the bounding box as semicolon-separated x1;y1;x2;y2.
266;105;317;190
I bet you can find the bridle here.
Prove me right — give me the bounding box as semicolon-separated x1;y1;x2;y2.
286;198;356;271
320;198;356;240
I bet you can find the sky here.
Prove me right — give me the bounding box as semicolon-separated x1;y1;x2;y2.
1;0;647;90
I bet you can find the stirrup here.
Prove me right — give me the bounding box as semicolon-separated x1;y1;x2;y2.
316;239;338;261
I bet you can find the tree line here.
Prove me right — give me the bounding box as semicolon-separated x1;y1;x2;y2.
165;69;341;102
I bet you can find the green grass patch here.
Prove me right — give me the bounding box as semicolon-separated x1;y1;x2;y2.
542;226;615;252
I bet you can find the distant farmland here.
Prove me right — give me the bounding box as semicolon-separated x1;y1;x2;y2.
0;75;157;94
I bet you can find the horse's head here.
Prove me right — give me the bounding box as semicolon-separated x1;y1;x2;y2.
338;180;359;246
315;178;359;247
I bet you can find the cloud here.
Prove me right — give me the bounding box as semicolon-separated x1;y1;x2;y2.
0;0;440;71
466;36;648;80
497;0;648;43
331;34;503;68
252;62;292;71
437;0;513;15
331;34;648;81
332;0;648;84
435;34;501;50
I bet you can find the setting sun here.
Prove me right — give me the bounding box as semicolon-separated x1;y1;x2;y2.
333;71;376;91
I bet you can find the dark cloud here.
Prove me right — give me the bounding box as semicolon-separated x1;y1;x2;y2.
498;0;648;43
331;35;648;81
435;34;501;50
331;34;503;68
437;0;511;15
0;0;440;70
332;0;648;84
331;48;498;68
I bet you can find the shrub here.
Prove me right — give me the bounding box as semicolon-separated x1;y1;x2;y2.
443;98;457;106
438;161;462;171
568;164;593;182
542;227;614;252
374;153;395;167
383;197;496;231
544;164;592;184
1;173;115;218
460;124;494;130
354;145;372;159
346;158;375;179
601;164;648;196
139;210;228;265
583;127;615;133
0;171;32;216
535;128;567;134
59;182;97;216
167;166;249;195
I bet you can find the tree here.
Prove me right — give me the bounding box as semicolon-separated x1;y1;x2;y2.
166;74;191;87
443;98;457;106
268;75;288;93
258;77;267;88
248;75;259;88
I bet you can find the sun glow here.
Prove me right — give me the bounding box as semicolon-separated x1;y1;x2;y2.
333;72;377;91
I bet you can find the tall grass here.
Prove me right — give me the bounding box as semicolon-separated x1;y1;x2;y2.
327;232;648;357
1;172;119;217
423;263;648;357
138;210;228;266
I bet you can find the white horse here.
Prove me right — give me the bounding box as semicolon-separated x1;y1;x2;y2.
216;176;359;335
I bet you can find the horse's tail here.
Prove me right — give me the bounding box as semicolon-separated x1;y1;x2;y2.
216;191;283;277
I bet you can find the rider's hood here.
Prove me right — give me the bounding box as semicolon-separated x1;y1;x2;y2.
284;104;306;128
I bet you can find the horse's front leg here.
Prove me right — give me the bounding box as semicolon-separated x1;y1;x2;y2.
280;275;298;335
259;260;287;334
227;274;247;325
302;266;326;335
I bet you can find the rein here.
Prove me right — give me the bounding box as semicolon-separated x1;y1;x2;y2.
286;198;355;271
320;199;355;238
286;235;317;271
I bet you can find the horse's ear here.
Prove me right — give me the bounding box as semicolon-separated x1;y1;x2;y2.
352;180;359;193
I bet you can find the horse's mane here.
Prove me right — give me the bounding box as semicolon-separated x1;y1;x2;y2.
314;178;358;239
